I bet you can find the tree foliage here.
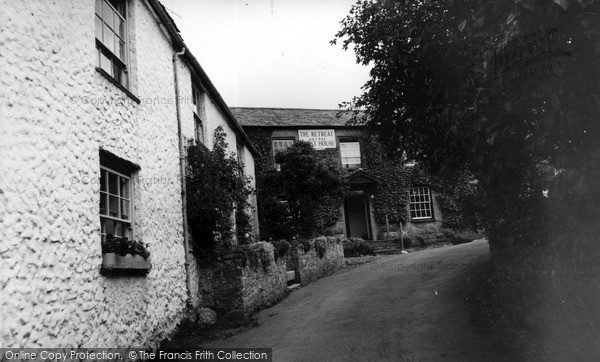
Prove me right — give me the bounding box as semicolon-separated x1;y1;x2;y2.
336;2;600;354
260;141;347;240
186;126;253;254
334;0;600;246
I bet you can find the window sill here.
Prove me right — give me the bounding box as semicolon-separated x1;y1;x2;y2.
410;218;436;224
100;252;151;275
95;67;140;104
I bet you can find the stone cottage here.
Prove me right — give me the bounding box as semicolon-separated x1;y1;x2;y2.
0;0;258;348
231;107;445;241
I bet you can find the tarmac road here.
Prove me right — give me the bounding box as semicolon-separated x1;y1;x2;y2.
203;239;510;361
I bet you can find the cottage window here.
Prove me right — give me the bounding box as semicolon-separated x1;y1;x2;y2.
95;0;128;88
340;141;361;169
191;84;206;145
272;139;294;170
237;141;244;173
272;139;294;157
192;84;205;118
409;187;433;220
99;164;133;242
194;117;204;145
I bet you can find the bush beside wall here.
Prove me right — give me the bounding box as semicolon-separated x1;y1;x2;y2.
343;237;376;257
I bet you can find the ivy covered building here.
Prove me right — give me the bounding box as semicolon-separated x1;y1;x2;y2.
232;107;466;241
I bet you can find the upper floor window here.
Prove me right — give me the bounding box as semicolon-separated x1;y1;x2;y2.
340;141;361;169
192;84;205;118
100;163;133;243
409;187;433;220
236;141;244;173
95;0;128;88
272;139;294;157
272;139;294;170
191;83;205;145
194;118;204;145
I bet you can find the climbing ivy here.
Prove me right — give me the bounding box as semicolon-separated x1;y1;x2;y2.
363;133;480;231
186;126;254;254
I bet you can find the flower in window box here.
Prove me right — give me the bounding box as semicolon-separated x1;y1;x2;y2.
102;234;150;258
101;234;151;272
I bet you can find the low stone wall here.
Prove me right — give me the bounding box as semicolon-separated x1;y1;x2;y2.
207;242;287;319
188;239;343;322
241;245;288;316
287;236;345;286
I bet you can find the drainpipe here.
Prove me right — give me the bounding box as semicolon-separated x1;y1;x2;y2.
173;47;193;308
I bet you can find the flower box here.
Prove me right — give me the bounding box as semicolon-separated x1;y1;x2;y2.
101;252;151;272
100;235;151;274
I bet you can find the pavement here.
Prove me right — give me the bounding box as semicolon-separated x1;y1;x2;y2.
202;240;511;361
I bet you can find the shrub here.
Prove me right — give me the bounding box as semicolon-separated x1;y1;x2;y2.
323;227;344;236
343;238;375;257
290;239;313;253
415;236;425;246
314;239;327;258
270;240;291;261
450;233;480;246
440;230;482;245
450;235;469;245
259;141;347;240
399;237;413;248
232;243;272;271
101;235;150;259
186;127;254;255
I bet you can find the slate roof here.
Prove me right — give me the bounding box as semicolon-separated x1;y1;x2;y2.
230;107;365;128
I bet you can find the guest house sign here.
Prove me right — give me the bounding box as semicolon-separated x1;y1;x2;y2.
298;129;336;149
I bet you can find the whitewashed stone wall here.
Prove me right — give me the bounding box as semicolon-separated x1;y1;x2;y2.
0;0;257;348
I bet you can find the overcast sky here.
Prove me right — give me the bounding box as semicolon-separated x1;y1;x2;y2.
162;0;371;110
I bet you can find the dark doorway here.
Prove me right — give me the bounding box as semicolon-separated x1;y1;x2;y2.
345;195;371;239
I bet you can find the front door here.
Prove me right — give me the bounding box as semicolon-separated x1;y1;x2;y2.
345;195;371;239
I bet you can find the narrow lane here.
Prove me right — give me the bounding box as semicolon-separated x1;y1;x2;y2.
204;240;504;361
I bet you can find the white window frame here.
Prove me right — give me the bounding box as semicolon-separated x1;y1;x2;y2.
100;165;133;241
95;0;129;88
272;139;294;157
409;187;433;220
340;141;362;169
272;139;294;170
191;83;206;145
194;116;205;145
192;84;205;119
271;138;296;171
